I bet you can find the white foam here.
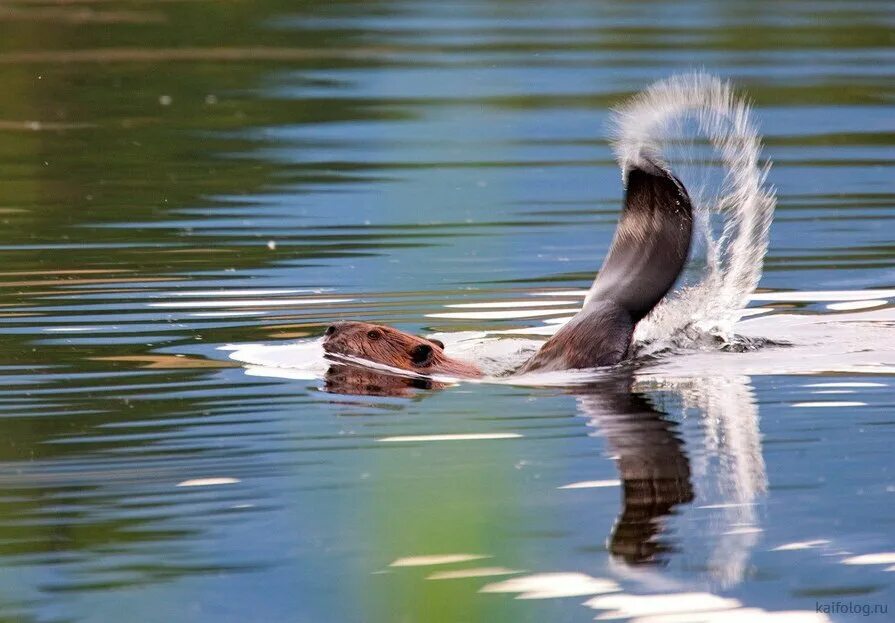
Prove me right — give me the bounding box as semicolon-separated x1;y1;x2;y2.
615;73;776;344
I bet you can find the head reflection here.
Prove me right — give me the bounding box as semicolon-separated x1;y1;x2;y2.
323;362;445;397
570;375;693;566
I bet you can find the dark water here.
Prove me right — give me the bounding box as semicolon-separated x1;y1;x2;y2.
1;1;894;621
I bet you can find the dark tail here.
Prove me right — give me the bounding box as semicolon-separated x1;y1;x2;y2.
586;157;693;323
518;158;693;373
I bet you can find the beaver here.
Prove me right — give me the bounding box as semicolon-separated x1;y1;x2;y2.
323;157;693;378
323;320;483;377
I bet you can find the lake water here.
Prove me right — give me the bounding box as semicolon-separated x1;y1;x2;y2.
1;1;894;622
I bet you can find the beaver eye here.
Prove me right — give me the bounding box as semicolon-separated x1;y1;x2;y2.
367;330;382;340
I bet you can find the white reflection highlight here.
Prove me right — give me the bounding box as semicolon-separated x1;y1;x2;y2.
426;308;580;320
176;477;240;487
827;299;887;311
151;297;351;308
44;327;100;333
585;592;740;618
189;311;268;318
751;289;895;302
445;300;578;309
842;553;895;565
427;567;520;580
585;592;830;622
771;540;829;551
792;401;866;408
480;572;620;599
166;289;323;297
558;479;621;490
529;290;588;297
805;382;884;388
390;554;488;567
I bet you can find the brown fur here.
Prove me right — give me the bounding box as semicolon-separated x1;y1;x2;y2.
517;300;633;374
323;321;483;378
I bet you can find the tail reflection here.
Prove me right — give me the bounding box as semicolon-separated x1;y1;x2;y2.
572;376;693;566
577;372;767;584
320;363;766;583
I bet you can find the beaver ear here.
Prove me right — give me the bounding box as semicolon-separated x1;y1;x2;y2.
410;343;434;366
427;339;445;350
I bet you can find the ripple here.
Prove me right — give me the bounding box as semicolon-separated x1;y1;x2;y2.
376;433;523;443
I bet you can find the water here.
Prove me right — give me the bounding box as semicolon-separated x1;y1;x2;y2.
1;1;895;621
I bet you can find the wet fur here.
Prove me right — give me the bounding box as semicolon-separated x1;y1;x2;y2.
323;321;483;377
519;158;693;373
517;300;634;373
323;159;692;378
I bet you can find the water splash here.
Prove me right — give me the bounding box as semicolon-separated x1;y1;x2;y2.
609;73;776;349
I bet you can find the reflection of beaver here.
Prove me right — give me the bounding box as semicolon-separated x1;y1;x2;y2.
324;158;693;377
323;362;448;397
320;360;693;565
574;377;693;564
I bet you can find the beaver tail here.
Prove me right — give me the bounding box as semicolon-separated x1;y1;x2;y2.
520;75;773;373
598;73;775;338
585;157;693;324
519;159;694;374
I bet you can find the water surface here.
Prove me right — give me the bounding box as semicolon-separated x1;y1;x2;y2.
1;1;894;621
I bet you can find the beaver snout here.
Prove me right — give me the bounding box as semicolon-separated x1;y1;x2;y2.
322;323;346;353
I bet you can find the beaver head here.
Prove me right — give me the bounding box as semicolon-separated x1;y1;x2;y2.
322;321;482;377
